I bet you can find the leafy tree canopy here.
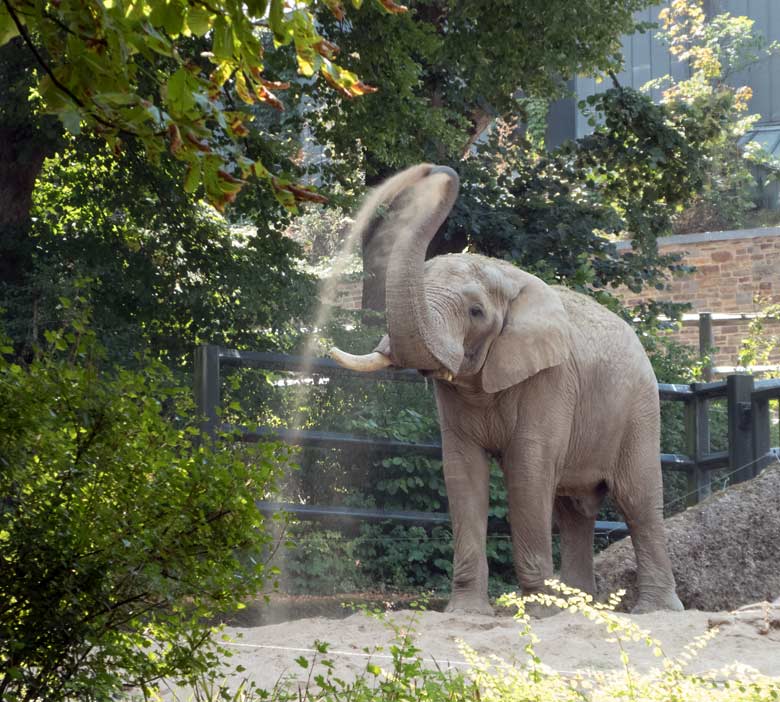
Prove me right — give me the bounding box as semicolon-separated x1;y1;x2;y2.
306;0;656;184
0;0;402;209
22;136;315;366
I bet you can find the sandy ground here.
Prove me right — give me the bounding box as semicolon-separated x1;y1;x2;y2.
192;601;780;694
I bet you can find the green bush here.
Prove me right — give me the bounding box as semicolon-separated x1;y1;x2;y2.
0;315;293;701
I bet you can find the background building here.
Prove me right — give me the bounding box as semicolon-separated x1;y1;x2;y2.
547;0;780;150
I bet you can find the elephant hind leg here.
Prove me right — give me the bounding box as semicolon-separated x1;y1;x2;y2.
554;494;600;596
610;455;683;613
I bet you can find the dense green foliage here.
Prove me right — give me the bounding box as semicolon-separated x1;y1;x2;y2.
23;139;314;366
308;0;656;183
0;0;392;208
0;314;293;701
452;88;705;308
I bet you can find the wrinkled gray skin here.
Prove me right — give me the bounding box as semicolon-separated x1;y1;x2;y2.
332;164;684;615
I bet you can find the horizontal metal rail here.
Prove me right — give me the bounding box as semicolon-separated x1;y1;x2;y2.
658;383;694;400
256;501;630;536
230;425;443;457
231;425;699;472
696;450;730;471
218;349;423;383
752;378;780;402
660;453;695;470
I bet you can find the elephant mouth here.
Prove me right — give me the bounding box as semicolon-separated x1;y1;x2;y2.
420;367;456;382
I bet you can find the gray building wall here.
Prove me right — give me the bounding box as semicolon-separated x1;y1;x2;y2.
547;0;780;146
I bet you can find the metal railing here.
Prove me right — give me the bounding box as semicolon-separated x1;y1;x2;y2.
194;344;780;538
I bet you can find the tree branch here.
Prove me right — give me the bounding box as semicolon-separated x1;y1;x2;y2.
2;0;149;136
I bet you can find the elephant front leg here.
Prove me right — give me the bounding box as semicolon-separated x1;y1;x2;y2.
441;431;493;615
502;446;557;600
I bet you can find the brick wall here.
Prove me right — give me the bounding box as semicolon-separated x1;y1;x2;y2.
616;227;780;368
332;279;362;311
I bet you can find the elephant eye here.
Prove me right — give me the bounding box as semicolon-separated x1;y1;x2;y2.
469;305;484;319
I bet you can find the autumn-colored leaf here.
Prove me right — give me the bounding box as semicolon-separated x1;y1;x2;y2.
261;78;291;90
313;38;340;59
320;69;377;99
284;183;329;203
227;114;250;137
254;84;284;110
323;0;346;21
350;80;378;96
185;131;211;152
168;123;183;154
234;71;254;104
376;0;408;14
217;169;247;186
320;69;353;98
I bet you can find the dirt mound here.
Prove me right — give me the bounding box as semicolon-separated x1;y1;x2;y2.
595;463;780;611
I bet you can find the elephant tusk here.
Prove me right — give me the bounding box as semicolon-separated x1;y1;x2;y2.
330;347;393;373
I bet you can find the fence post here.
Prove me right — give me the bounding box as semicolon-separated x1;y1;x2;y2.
194;344;220;438
685;389;710;506
726;373;755;485
752;395;772;477
699;312;714;382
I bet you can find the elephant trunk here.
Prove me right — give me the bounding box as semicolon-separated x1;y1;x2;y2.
384;166;461;373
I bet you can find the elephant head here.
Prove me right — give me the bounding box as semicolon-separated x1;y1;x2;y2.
332;164;573;393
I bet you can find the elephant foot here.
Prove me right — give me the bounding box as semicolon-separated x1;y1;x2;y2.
631;589;684;614
445;594;494;616
520;600;563;619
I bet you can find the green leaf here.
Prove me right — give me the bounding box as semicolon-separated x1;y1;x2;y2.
142;22;175;57
269;0;291;45
212;15;234;60
162;0;186;37
186;7;212;36
166;67;197;114
183;159;201;193
0;3;19;45
245;0;268;16
60;110;82;135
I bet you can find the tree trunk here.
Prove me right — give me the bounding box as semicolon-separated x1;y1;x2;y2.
0;39;62;291
0;128;48;289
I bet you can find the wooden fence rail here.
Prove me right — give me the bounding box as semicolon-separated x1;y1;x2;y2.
194;344;780;539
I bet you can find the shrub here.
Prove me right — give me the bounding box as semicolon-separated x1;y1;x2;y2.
0;315;293;701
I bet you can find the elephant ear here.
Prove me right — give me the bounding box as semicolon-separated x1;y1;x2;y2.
481;279;573;394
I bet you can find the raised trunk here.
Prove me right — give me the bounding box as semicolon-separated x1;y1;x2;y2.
384;166;461;372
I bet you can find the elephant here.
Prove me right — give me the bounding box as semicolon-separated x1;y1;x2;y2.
331;164;684;615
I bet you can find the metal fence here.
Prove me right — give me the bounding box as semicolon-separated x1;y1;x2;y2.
194;344;780;539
